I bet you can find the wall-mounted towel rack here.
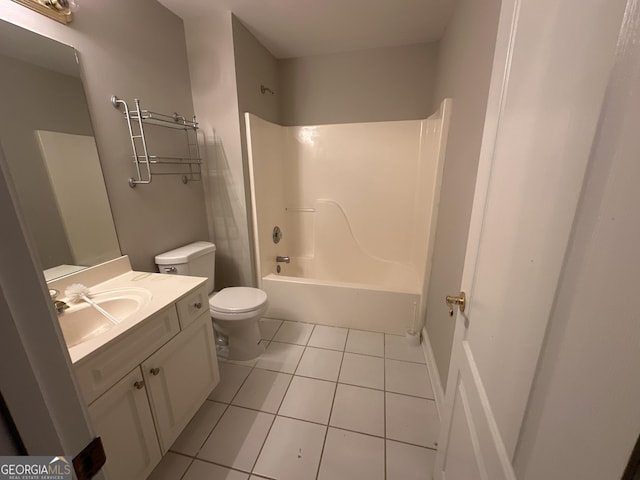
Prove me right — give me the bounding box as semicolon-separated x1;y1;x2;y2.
111;95;201;188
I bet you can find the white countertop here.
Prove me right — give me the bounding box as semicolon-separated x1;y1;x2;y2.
50;257;207;364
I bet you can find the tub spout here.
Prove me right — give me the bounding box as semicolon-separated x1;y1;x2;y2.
276;256;290;264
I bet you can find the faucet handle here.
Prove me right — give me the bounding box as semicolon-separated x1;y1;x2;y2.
49;289;59;299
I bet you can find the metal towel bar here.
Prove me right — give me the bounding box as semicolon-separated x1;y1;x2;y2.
111;95;201;187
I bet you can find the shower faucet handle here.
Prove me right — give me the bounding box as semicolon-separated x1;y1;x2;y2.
276;256;290;264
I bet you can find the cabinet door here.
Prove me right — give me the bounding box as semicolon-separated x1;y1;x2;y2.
88;367;161;480
142;311;219;452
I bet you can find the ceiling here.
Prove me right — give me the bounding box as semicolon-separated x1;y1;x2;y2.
158;0;458;59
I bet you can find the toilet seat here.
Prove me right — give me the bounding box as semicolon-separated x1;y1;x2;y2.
209;287;267;320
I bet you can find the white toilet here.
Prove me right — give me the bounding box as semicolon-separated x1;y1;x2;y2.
154;241;267;361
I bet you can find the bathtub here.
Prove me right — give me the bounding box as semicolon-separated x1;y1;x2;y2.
261;255;422;335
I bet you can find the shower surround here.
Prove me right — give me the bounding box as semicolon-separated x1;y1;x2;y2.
246;99;451;334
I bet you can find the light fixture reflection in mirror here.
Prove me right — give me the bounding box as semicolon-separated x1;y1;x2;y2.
10;0;79;25
0;19;121;281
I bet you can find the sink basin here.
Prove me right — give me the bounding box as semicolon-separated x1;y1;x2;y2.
58;287;152;348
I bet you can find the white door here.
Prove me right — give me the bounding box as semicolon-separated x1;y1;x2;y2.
434;0;627;478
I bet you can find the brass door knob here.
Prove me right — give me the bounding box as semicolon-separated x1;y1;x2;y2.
445;292;466;316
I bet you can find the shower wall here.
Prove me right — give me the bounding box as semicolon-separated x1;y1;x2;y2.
247;99;450;326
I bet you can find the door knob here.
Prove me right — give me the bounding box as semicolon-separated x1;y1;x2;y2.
445;292;466;316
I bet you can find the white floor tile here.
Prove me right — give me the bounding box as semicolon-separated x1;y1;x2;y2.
386;440;436;480
345;330;384;357
385;359;434;399
197;406;274;472
255;341;305;374
330;384;384;437
318;428;385;480
279;376;336;424
386;393;438;448
308;325;348;351
272;321;314;345
147;451;192;480
232;368;292;413
170;400;227;456
209;362;252;403
253;416;326;480
385;334;426;363
183;459;249;480
259;318;283;340
295;347;343;381
339;353;384;390
221;355;261;368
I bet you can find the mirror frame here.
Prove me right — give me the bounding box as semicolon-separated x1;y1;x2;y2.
10;0;72;25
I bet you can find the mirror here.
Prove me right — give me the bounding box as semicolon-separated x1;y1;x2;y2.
0;20;120;280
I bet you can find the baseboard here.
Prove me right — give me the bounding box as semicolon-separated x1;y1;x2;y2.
421;326;445;418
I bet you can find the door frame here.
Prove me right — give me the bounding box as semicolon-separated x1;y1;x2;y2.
432;0;521;477
433;0;626;476
0;145;102;475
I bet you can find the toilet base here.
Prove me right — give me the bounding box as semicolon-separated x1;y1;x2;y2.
213;318;265;361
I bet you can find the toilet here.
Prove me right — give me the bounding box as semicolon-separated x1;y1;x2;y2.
154;241;267;361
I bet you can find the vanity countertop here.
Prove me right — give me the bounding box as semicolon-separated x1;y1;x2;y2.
49;256;207;364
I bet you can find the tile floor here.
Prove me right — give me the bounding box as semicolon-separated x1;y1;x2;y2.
148;319;439;480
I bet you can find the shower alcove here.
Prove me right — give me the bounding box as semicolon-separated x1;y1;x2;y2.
246;99;451;335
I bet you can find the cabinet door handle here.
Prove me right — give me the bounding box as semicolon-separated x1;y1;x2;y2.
150;367;161;376
133;380;145;390
194;302;202;309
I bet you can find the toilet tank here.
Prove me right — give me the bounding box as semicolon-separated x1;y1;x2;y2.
155;241;216;294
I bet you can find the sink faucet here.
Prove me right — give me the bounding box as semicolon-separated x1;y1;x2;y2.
49;289;69;314
276;256;290;264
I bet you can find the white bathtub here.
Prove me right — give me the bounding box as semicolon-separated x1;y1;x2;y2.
261;260;421;335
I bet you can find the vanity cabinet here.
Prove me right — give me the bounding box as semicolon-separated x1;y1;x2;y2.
87;368;161;480
78;284;219;480
142;310;217;452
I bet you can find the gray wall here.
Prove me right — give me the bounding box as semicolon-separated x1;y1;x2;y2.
0;55;90;269
233;17;280;126
232;16;280;285
278;43;438;126
1;0;209;273
425;0;502;388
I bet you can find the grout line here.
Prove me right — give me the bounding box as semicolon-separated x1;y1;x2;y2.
314;343;345;479
177;455;197;480
386;436;439;452
247;325;310;477
170;400;230;460
246;360;435;401
384;333;387;480
248;407;277;475
172;413;437;466
194;323;433;480
192;456;275;477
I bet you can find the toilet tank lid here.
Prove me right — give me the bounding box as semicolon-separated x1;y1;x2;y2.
155;241;216;265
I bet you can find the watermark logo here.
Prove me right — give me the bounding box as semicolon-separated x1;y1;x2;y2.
0;456;72;480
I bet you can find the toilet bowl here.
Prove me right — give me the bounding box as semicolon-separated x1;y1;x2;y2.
209;287;267;360
154;242;268;361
